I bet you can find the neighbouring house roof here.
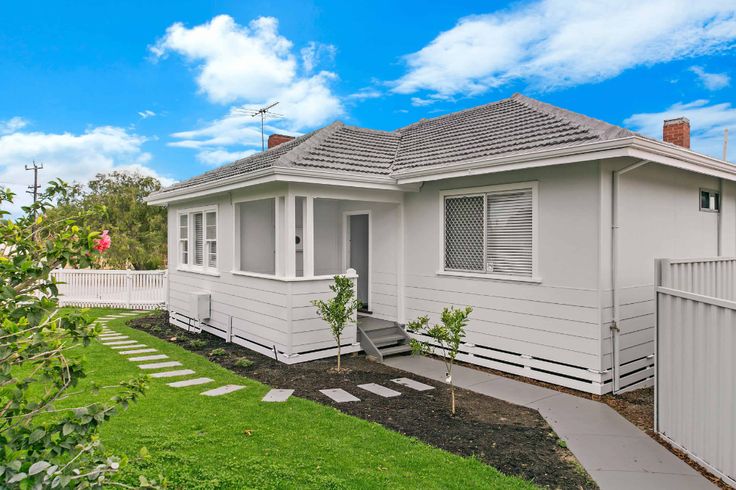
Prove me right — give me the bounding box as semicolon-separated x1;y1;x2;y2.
148;93;734;202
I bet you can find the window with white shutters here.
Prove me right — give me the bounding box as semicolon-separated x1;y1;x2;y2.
178;207;217;273
486;190;533;276
179;214;188;265
205;211;217;268
193;212;204;266
442;183;536;279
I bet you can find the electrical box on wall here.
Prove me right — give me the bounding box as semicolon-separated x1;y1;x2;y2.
190;292;211;321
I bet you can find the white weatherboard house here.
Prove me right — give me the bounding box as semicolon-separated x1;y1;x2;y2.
147;94;736;395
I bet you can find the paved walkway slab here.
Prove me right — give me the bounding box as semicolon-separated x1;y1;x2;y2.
167;377;214;388
357;383;401;398
110;344;147;350
102;340;138;346
201;385;245;396
127;354;168;362
100;335;128;340
150;369;195;378
391;377;434;392
262;389;294;402
138;361;182;370
384;355;714;490
119;348;157;355
320;388;360;403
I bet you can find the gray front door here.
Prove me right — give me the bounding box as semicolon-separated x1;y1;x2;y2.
348;214;369;309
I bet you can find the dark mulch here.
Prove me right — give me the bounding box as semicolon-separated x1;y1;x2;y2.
129;311;596;489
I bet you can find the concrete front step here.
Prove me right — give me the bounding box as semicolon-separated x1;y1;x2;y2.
378;344;412;357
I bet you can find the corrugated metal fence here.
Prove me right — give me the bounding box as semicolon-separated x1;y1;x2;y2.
655;258;736;488
52;269;167;310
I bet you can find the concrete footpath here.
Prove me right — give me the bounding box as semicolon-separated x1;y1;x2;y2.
384;356;714;490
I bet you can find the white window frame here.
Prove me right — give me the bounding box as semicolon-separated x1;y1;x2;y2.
438;181;540;283
699;188;720;213
177;205;219;275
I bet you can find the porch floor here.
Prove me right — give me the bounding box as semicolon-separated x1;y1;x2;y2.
384;355;714;490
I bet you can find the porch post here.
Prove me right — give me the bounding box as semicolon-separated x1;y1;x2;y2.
285;191;296;277
274;196;283;276
303;196;314;277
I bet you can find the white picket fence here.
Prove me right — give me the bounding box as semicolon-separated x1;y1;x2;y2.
52;269;167;310
655;258;736;487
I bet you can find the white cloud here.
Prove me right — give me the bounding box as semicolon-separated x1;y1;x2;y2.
196;149;258;166
393;0;736;96
151;15;342;130
347;88;383;100
689;66;731;90
0;124;172;214
138;110;157;119
410;97;437;107
625;99;736;160
0;117;29;135
301;41;336;74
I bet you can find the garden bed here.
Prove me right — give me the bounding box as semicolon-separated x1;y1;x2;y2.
129;311;596;489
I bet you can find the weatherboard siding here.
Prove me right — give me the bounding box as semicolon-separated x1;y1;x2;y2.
403;163;606;382
598;161;736;387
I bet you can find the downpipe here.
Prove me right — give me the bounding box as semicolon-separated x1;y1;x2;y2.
611;159;649;394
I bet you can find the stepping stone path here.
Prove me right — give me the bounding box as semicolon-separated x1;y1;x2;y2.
201;385;245;396
320;388;360;403
150;369;195;378
391;377;434;392
127;354;168;362
100;335;128;340
358;383;401;398
102;340;138;346
167;377;214;388
138;361;182;370
262;389;294;403
119;348;158;355
110;344;147;350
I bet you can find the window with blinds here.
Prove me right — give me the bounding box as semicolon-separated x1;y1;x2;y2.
178;207;217;272
443;185;535;278
193;212;204;266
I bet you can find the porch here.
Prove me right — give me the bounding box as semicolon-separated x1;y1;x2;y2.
169;182;406;364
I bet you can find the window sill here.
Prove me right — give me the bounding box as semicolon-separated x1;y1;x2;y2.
230;270;358;282
176;267;220;277
436;270;542;284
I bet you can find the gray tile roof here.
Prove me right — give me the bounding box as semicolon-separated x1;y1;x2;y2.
151;94;637;197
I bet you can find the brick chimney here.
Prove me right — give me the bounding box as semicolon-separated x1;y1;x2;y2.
663;117;690;149
267;134;295;149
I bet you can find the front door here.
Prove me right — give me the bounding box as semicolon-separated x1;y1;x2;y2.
348;213;369;311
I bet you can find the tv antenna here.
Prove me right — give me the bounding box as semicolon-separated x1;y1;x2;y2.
233;102;284;151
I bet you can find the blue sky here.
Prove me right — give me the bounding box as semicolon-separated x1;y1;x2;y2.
1;0;735;208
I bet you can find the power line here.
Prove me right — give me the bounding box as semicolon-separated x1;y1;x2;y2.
233;102;284;151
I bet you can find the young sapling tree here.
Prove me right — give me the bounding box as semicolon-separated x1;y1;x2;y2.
409;306;472;416
311;274;360;371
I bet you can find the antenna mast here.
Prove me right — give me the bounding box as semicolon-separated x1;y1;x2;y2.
233;102;283;151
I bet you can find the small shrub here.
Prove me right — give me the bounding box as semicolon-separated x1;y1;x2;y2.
188;339;207;349
234;357;254;369
209;347;226;357
409;306;472;416
311;275;359;371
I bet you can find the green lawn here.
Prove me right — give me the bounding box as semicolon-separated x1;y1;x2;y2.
60;309;536;489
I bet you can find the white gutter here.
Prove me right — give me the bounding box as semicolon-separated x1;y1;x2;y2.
395;136;736;185
146;167;417;206
611;159;650;393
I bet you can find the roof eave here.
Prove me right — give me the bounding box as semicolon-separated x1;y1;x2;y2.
145;167;415;206
394;136;736;184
